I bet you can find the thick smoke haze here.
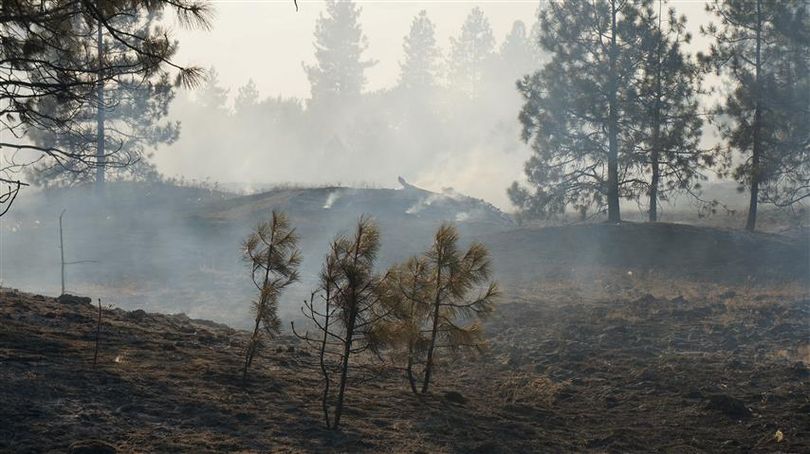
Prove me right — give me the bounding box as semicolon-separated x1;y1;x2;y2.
152;1;711;210
1;0;791;328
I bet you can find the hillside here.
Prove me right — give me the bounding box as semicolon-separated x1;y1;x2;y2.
0;182;513;326
1;285;808;452
2;183;807;327
483;222;810;284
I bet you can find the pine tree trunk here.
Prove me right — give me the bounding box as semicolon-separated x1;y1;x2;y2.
243;232;276;381
746;0;763;232
649;151;660;222
319;289;332;429
406;300;418;395
607;0;621;223
421;259;443;394
95;12;106;190
332;294;357;429
59;210;66;295
406;351;418;395
242;314;262;380
649;3;663;224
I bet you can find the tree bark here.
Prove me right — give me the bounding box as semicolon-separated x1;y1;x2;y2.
59;210;66;295
649;152;660;222
95;12;106;190
242;314;261;380
421;252;443;394
406;347;418;395
746;0;763;232
607;0;621;223
649;1;663;223
332;296;357;429
93;298;103;367
319;290;332;428
405;299;418;395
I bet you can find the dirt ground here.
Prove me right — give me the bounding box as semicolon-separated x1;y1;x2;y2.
1;283;808;453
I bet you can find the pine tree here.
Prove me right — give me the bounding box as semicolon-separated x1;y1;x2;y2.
759;3;810;209
1;0;208;212
499;20;538;79
399;10;441;90
242;211;302;380
447;7;495;99
197;67;230;112
703;0;810;230
26;9;180;188
633;1;711;222
304;0;375;109
294;217;387;429
510;0;650;222
420;224;497;394
377;256;433;394
235;79;261;115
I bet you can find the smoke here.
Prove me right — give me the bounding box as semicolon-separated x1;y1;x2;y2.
414;144;532;210
455;212;470;222
323;191;341;209
405;193;445;215
3;2;794;334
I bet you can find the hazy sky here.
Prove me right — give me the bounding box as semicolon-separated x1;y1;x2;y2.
174;1;538;99
173;0;711;98
159;1;717;209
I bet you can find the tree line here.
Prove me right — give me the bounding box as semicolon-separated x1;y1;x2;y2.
174;2;539;204
511;0;809;231
3;0;807;233
243;210;497;430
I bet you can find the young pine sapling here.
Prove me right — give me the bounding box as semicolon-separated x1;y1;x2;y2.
377;256;433;394
420;223;498;394
293;216;389;429
242;210;301;380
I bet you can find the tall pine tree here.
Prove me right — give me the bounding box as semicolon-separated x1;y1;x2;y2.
27;9;180;188
499;20;538;79
760;3;810;209
510;0;649;222
703;0;810;230
197;67;230;112
399;10;440;90
447;7;495;99
633;1;710;222
304;0;374;109
235;79;261;115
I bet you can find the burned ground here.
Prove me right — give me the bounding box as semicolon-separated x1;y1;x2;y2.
1;280;807;453
483;222;810;284
4;184;807;328
2;184;809;452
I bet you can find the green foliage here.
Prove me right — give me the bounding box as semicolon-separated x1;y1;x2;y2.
510;0;739;224
1;0;209;193
294;216;387;429
242;210;301;380
377;256;433;394
304;0;375;109
235;79;261;115
380;223;498;394
511;0;650;221
631;1;711;221
702;0;810;228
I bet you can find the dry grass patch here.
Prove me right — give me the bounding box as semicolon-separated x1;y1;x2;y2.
493;372;569;407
